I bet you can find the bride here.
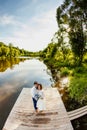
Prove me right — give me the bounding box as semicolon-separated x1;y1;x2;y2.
37;84;46;112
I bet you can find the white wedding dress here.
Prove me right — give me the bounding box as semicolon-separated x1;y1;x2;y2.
37;90;46;111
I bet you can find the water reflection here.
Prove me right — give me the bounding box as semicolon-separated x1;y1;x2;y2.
0;58;27;72
0;58;54;129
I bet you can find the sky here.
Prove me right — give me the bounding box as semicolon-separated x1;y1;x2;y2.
0;0;64;52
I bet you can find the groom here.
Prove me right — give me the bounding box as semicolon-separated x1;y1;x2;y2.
31;81;39;113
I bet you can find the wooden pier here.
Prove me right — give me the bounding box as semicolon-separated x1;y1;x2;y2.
3;88;73;130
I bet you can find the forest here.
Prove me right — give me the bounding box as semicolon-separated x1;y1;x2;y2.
0;42;38;60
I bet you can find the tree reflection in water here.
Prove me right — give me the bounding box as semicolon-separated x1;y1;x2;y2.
0;58;28;72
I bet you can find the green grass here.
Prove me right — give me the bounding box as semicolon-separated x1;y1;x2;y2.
68;65;87;104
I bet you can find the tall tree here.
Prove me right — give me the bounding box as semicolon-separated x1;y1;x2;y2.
56;0;87;65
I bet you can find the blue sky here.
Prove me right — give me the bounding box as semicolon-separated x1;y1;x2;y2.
0;0;64;51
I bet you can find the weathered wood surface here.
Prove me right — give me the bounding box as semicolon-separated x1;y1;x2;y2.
3;88;73;130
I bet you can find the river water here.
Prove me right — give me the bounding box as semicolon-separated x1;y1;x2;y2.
0;58;54;130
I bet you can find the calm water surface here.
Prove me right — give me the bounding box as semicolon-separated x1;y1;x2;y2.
0;58;54;129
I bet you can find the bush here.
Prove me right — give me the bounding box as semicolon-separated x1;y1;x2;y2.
68;77;87;104
75;67;85;73
60;67;70;77
44;58;49;62
72;66;87;77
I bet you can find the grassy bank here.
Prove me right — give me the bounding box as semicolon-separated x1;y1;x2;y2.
42;53;87;109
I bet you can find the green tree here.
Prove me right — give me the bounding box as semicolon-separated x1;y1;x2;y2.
9;43;13;57
1;46;9;56
56;0;87;65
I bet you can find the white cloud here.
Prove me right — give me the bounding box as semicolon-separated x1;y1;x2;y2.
0;9;58;51
0;14;27;29
0;15;16;25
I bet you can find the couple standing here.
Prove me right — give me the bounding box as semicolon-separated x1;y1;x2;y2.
31;81;46;114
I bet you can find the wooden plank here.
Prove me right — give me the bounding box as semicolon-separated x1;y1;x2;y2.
68;110;87;120
68;105;87;115
3;88;73;130
68;105;87;120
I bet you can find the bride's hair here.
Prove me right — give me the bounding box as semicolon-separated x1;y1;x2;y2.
38;84;42;90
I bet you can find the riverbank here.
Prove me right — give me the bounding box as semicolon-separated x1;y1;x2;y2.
53;70;87;130
42;57;87;130
42;58;87;107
